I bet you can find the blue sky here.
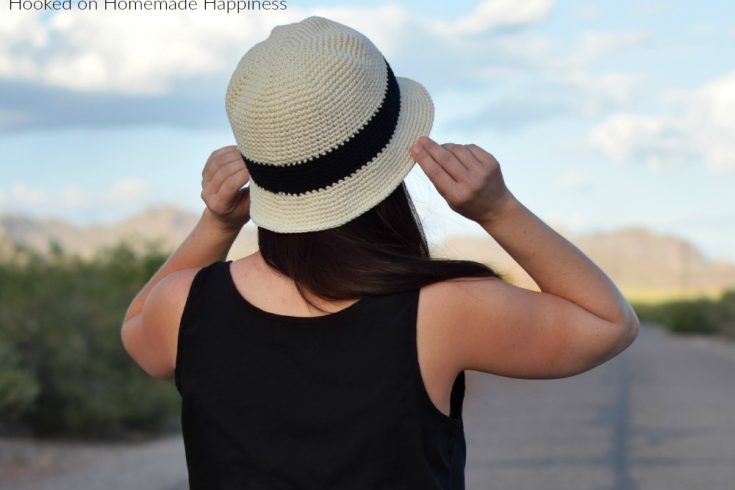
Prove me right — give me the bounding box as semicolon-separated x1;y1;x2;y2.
1;0;734;260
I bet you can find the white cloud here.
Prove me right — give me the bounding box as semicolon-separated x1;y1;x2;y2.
309;4;410;58
2;178;154;214
588;113;695;168
0;0;651;134
9;183;46;206
0;4;300;93
588;70;735;170
545;212;593;230
431;0;554;36
8;182;88;210
574;4;600;20
59;185;89;209
658;88;690;105
548;70;645;116
555;171;595;191
0;9;47;80
109;178;152;202
566;31;649;66
443;68;646;132
425;20;648;131
688;72;735;169
0;1;557;95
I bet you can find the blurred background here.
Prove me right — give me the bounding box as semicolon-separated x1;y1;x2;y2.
1;0;734;489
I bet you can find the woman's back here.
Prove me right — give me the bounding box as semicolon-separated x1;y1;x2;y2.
226;252;463;418
175;254;467;489
121;14;639;490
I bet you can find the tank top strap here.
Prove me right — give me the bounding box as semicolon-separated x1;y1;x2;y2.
174;260;225;394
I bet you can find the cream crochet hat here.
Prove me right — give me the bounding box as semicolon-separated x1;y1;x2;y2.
225;15;434;233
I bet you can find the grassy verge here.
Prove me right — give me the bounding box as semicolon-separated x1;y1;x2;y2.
630;288;735;340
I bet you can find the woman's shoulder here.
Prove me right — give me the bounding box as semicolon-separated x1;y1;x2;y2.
417;275;507;340
419;274;505;307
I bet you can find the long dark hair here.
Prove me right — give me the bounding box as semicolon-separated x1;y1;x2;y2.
258;181;507;313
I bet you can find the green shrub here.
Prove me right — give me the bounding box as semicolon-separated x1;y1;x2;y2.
0;240;180;439
631;302;669;327
633;288;735;339
0;335;40;425
666;298;718;335
712;289;735;340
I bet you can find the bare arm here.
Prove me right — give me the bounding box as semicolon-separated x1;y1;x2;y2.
122;208;240;323
121;146;251;378
479;193;638;338
411;137;638;378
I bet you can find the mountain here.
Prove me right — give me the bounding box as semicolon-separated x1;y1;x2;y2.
431;226;735;294
1;206;734;296
0;205;258;260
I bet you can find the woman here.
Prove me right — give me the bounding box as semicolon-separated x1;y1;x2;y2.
121;16;639;490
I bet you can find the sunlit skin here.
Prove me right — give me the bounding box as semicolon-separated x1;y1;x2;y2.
120;146;252;379
121;136;638;384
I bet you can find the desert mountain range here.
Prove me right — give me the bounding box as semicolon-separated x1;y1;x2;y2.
1;205;733;297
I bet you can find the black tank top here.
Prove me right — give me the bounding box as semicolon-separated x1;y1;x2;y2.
175;260;466;489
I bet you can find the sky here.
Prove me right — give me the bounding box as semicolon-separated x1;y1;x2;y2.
1;0;734;261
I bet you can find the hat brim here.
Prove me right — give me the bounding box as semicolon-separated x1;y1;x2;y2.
249;76;434;233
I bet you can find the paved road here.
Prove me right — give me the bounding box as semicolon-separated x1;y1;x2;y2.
463;323;735;489
3;323;735;489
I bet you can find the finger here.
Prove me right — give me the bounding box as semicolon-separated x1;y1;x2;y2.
212;145;239;161
443;143;486;178
208;171;251;214
218;146;243;163
410;141;458;196
219;167;250;196
465;144;498;169
208;160;248;194
202;145;241;181
419;137;472;183
210;159;249;193
216;148;248;180
202;149;226;181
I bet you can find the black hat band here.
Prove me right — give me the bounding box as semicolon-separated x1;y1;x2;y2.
241;58;401;196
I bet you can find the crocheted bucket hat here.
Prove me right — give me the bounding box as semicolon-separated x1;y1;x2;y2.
225;15;434;233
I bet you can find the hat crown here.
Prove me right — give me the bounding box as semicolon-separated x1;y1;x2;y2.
226;16;389;166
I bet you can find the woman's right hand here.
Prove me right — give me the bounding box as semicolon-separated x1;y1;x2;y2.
410;136;518;226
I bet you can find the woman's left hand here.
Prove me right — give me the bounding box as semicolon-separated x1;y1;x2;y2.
201;145;251;231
